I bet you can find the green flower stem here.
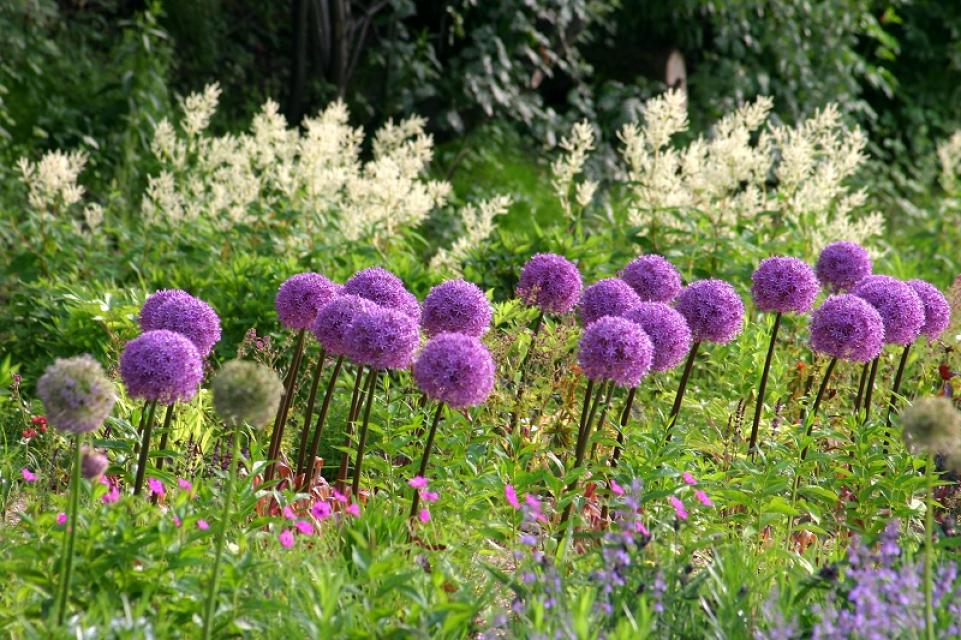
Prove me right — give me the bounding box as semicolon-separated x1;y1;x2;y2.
265;328;307;481
885;344;912;427
300;355;345;489
351;370;379;497
133;401;159;495
666;341;701;441
748;312;782;457
335;366;368;493
409;402;445;521
862;355;880;423
508;311;545;436
853;362;869;414
294;349;327;479
924;452;936;640
154;404;176;474
559;380;612;531
202;425;242;640
54;434;83;625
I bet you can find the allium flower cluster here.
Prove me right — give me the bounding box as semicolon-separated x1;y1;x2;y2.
815;241;872;291
577;316;653;387
311;294;376;357
81;446;109;480
516;253;582;314
413;333;495;408
852;275;925;346
275;272;341;330
809;295;884;363
345;305;420;370
421;279;492;337
907;280;951;340
120;330;204;404
623;303;692;372
579;278;642;326
149;294;222;357
343;267;420;322
620;255;682;302
211;359;284;428
140;289;192;329
751;256;820;314
36;354;116;434
674;279;745;344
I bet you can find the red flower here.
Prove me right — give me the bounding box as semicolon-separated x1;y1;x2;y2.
939;364;953;381
22;428;37;439
31;416;47;426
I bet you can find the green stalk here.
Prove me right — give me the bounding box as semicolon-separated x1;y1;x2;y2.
861;355;880;423
350;370;379;497
202;425;242;640
300;355;345;489
335;366;368;492
294;349;327;478
54;434;83;625
559;380;612;530
155;404;176;473
508;311;545;436
924;452;936;640
748;312;782;457
853;362;869;414
885;344;912;427
666;342;701;441
133;401;159;495
265;328;307;481
409;403;445;520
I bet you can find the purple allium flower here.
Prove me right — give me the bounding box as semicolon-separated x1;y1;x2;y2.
809;295;885;363
620;254;682;302
342;267;420;322
345;305;420;370
577;316;653;387
852;275;925;346
751;256;820;314
36;354;116;434
579;278;642;326
516;253;583;314
80;446;108;480
275;272;341;330
421;279;493;338
674;279;745;344
150;294;222;357
120;330;204;404
413;333;495;408
140;289;192;330
815;241;872;291
311;294;377;357
211;360;284;428
623;302;691;372
907;280;951;341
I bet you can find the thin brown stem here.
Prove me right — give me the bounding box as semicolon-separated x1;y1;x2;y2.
155;404;176;474
335;366;368;492
862;356;880;423
294;349;327;477
265;329;307;481
133;401;159;495
300;355;345;489
666;342;701;441
350;369;379;497
885;344;911;427
559;380;611;530
508;311;545;435
853;362;869;414
409;403;445;521
748;313;782;457
799;357;838;463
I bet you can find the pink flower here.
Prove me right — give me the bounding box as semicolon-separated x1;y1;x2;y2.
694;490;714;507
172;515;182;528
668;496;688;521
283;506;297;520
197;519;210;530
147;478;165;497
21;468;37;482
634;521;650;537
505;484;520;509
295;520;313;535
332;490;348;504
177;478;193;492
610;479;625;496
103;485;120;504
345;503;360;517
56;512;67;525
682;472;697;486
525;494;548;523
420;490;439;503
408;475;428;490
278;529;295;548
418;508;431;523
311;501;332;520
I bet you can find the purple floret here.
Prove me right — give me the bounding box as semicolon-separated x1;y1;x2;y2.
36;355;116;434
580;278;642;326
623;303;692;372
275;272;341;330
674;279;745;344
151;294;222;357
120;330;204;404
345;305;421;370
815;241;872;291
343;267;420;322
751;256;820;314
907;280;951;341
620;255;682;303
516;253;583;315
577;316;653;387
140;289;193;331
809;295;885;362
852;275;925;346
311;294;377;357
413;333;496;408
421;279;493;338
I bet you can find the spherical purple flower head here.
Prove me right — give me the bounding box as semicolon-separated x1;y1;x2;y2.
413;333;496;408
345;305;420;370
120;330;204;405
579;278;642;326
275;272;341;330
751;256;820;314
620;255;682;302
623;303;692;372
815;241;872;291
36;354;116;434
516;253;583;314
343;267;420;322
311;294;377;357
151;294;222;357
852;275;925;346
421;279;493;338
139;289;192;330
907;280;951;341
577;316;653;387
809;295;885;363
674;279;745;344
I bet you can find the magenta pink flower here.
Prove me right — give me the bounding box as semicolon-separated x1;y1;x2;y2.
21;468;37;482
278;529;295;548
635;521;650;537
177;478;192;492
283;506;297;520
102;480;120;504
669;496;688;520
311;501;332;520
420;490;439;503
295;520;313;535
197;519;210;530
682;472;697;485
525;494;547;523
56;512;67;525
173;515;182;528
505;484;520;509
332;490;348;504
147;478;165;497
419;508;431;523
694;490;714;507
408;476;428;490
610;479;625;496
346;503;360;517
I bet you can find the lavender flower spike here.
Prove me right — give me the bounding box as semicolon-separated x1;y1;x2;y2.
751;256;820;314
620;254;682;302
37;355;116;434
674;279;745;344
345;305;421;370
413;333;496;408
421;279;493;338
516;253;583;315
623;303;691;372
809;295;884;363
579;278;642;326
852;275;925;346
275;272;341;330
120;330;204;404
577;316;653;387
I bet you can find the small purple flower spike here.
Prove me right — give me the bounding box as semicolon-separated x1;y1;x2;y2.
907;280;951;341
623;303;692;372
809;295;885;363
580;278;642;326
275;272;341;330
345;305;421;370
577;316;653;387
852;275;925;346
516;253;583;315
343;267;420;322
751;256;820;314
413;333;496;408
815;241;872;291
674;279;745;344
120;330;204;404
620;255;682;303
421;279;493;338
